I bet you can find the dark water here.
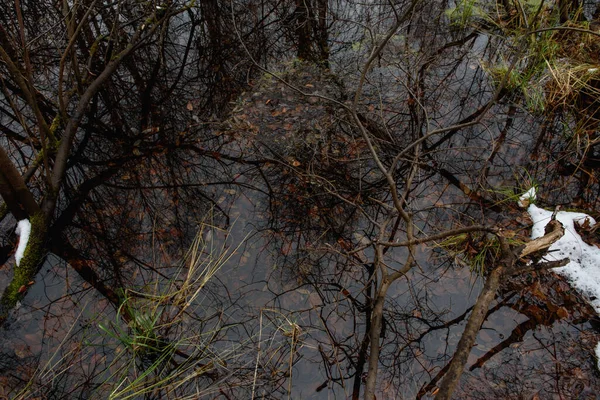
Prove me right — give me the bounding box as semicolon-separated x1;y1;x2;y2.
2;1;600;399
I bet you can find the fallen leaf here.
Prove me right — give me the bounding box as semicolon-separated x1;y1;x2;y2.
556;307;569;319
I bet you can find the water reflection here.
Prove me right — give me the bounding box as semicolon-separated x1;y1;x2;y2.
1;0;600;399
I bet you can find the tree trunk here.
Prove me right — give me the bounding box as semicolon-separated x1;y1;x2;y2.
0;212;47;325
364;280;391;400
0;147;41;220
295;0;312;61
434;265;504;400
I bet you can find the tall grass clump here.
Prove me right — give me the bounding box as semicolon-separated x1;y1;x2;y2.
96;221;248;399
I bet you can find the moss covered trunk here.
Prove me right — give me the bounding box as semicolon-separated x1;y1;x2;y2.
0;213;47;324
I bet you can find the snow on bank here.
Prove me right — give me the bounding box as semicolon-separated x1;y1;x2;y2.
527;203;600;312
15;219;31;267
520;188;600;370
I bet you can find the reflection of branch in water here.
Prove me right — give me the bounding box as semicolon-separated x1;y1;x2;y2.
469;303;591;372
418;357;451;399
468;317;537;372
352;264;375;400
302;266;377;399
397;293;515;360
481;104;516;181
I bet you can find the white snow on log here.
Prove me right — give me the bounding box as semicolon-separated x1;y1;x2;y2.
526;203;600;312
15;219;31;267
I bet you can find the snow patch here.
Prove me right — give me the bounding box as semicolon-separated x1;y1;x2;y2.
526;203;600;312
518;187;537;208
15;219;31;267
521;189;600;370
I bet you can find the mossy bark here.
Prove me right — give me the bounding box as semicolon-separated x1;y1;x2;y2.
0;213;47;324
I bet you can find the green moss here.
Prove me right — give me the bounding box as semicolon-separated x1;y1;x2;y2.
88;35;105;59
48;114;61;144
